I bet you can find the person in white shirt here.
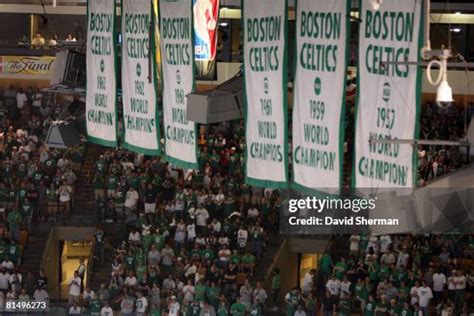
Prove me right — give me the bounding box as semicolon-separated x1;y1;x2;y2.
69;302;82;315
195;204;209;228
417;281;433;315
396;248;410;269
340;275;352;297
454;270;466;311
33;288;49;302
68;271;82;305
302;269;315;294
135;291;148;316
168;296;180;316
124;187;139;211
432;270;446;302
82;287;95;302
186;222;196;245
379;234;392;253
237;227;249;249
247;205;259;218
182;279;195;302
349;235;361;256
124;271;138;288
1;258;14;270
16;88;27;112
367;236;380;254
294;304;307;316
100;302;113;316
252;282;268;306
326;275;341;297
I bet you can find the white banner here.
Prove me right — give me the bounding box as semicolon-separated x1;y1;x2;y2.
354;0;422;189
292;0;348;192
86;0;118;147
242;0;288;189
122;0;160;155
159;0;198;169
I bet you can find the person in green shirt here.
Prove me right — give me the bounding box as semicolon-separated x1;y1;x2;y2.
107;174;119;198
399;303;413;316
271;269;281;311
334;258;348;280
195;280;207;302
201;245;215;262
125;251;136;270
7;208;22;243
398;281;410;305
285;287;302;316
365;295;376;316
136;264;147;282
90;299;101;316
241;251;256;275
249;299;263;316
355;278;370;312
93;174;106;201
387;299;400;316
217;299;229;316
229;250;241;265
7;242;19;265
339;292;351;316
207;281;221;310
319;253;334;282
230;296;245;316
375;295;389;316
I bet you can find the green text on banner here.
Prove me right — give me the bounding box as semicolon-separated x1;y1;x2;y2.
242;0;288;189
159;0;198;169
354;0;423;188
122;0;160;155
292;0;349;193
86;0;118;147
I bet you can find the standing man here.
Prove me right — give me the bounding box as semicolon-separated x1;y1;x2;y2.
77;258;86;292
68;271;82;305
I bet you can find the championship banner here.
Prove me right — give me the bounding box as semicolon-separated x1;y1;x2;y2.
159;0;198;169
122;0;160;155
0;56;55;75
292;0;349;192
242;0;288;188
193;0;219;80
86;0;118;147
354;0;423;188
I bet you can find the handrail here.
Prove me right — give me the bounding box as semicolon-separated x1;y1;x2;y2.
85;239;96;289
264;238;288;280
39;228;55;293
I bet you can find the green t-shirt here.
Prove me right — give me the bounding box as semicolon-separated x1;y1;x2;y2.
334;262;347;280
107;175;118;190
201;249;214;261
90;299;101;314
375;301;389;316
20;203;33;217
249;305;262;316
272;274;281;290
149;308;161;316
217;305;229;316
242;254;255;264
230;254;241;265
320;255;333;274
136;265;147;282
7;244;19;263
339;297;351;315
135;251;146;266
195;284;207;301
365;301;375;316
230;303;245;316
399;308;413;316
7;210;22;230
125;255;136;269
355;284;369;300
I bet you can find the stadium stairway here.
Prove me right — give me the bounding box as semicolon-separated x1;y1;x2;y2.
68;143;106;226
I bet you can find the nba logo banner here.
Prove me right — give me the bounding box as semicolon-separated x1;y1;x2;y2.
193;0;219;80
193;0;219;61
